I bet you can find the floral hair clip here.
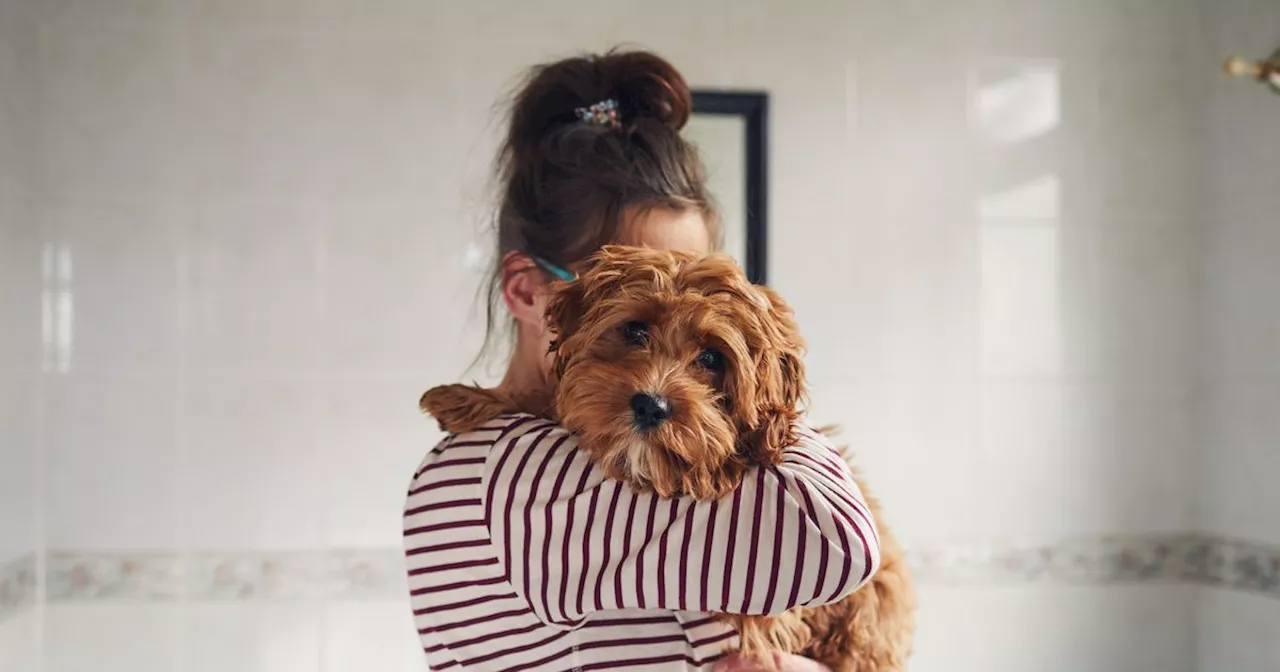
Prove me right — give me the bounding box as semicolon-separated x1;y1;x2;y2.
574;98;620;129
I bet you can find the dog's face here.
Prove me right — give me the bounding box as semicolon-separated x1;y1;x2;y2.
546;245;806;500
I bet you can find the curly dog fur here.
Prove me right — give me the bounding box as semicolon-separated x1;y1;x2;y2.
422;246;915;672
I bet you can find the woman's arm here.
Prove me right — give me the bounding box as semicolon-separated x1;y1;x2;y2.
485;417;881;626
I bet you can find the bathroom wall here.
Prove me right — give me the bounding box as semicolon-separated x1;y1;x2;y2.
0;0;41;668
5;0;1275;670
1197;0;1280;669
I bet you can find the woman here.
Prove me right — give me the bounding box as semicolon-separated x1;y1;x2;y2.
404;50;879;672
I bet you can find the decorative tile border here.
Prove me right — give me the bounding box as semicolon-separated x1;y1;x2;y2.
0;552;37;622
907;534;1279;597
907;534;1194;585
11;534;1279;608
44;549;408;602
1184;536;1280;596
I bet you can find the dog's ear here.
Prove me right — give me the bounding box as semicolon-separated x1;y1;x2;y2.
757;285;807;408
544;279;586;378
747;354;803;466
744;285;807;466
776;349;806;411
544;279;585;342
544;246;641;341
545;246;670;376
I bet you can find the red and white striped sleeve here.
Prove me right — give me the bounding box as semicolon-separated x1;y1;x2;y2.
484;416;881;627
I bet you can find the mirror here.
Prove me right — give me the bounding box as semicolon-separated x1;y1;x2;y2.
685;91;769;284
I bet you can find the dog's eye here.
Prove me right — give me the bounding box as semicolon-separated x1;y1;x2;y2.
696;348;724;372
621;321;649;346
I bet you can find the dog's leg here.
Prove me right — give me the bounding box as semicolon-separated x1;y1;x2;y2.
420;384;518;434
420;384;555;434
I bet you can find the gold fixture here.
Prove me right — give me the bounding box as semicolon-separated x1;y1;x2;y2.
1223;48;1280;95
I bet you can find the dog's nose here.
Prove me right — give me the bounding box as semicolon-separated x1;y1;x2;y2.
630;393;671;430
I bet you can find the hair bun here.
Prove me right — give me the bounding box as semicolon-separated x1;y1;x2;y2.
600;50;693;131
502;50;694;166
504;50;692;162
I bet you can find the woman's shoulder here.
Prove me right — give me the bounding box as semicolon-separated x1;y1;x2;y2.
794;420;842;449
445;413;567;447
413;414;571;482
475;415;591;515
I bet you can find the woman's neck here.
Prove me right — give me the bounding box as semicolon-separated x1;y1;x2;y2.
496;330;550;399
491;331;555;418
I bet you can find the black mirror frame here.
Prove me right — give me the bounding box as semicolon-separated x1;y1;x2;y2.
690;91;769;285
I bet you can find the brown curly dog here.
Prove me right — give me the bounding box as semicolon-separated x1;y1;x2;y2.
422;245;915;672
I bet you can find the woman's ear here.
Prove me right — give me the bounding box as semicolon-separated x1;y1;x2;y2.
500;251;548;329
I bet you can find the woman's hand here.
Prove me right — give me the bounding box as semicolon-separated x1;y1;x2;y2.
713;652;832;672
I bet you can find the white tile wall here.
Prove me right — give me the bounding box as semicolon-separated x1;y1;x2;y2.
44;604;185;672
0;366;38;561
182;31;329;201
6;0;1276;670
185;198;326;374
321;601;428;672
39;601;427;672
0;0;33;199
0;192;39;560
1197;589;1280;672
0;10;40;655
1201;382;1280;543
1060;383;1198;534
44;375;182;550
318;199;479;379
34;23;188;201
318;378;443;548
805;380;982;547
1198;0;1280;668
914;585;1197;672
183;604;323;672
1205;222;1280;381
40;200;183;375
182;379;326;550
808;376;1196;546
1071;218;1199;385
0;610;40;672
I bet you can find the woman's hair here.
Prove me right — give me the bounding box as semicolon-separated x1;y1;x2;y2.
478;49;719;362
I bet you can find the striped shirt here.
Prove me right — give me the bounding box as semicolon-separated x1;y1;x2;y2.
404;414;880;672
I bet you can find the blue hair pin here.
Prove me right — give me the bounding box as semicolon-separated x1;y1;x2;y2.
533;256;576;282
